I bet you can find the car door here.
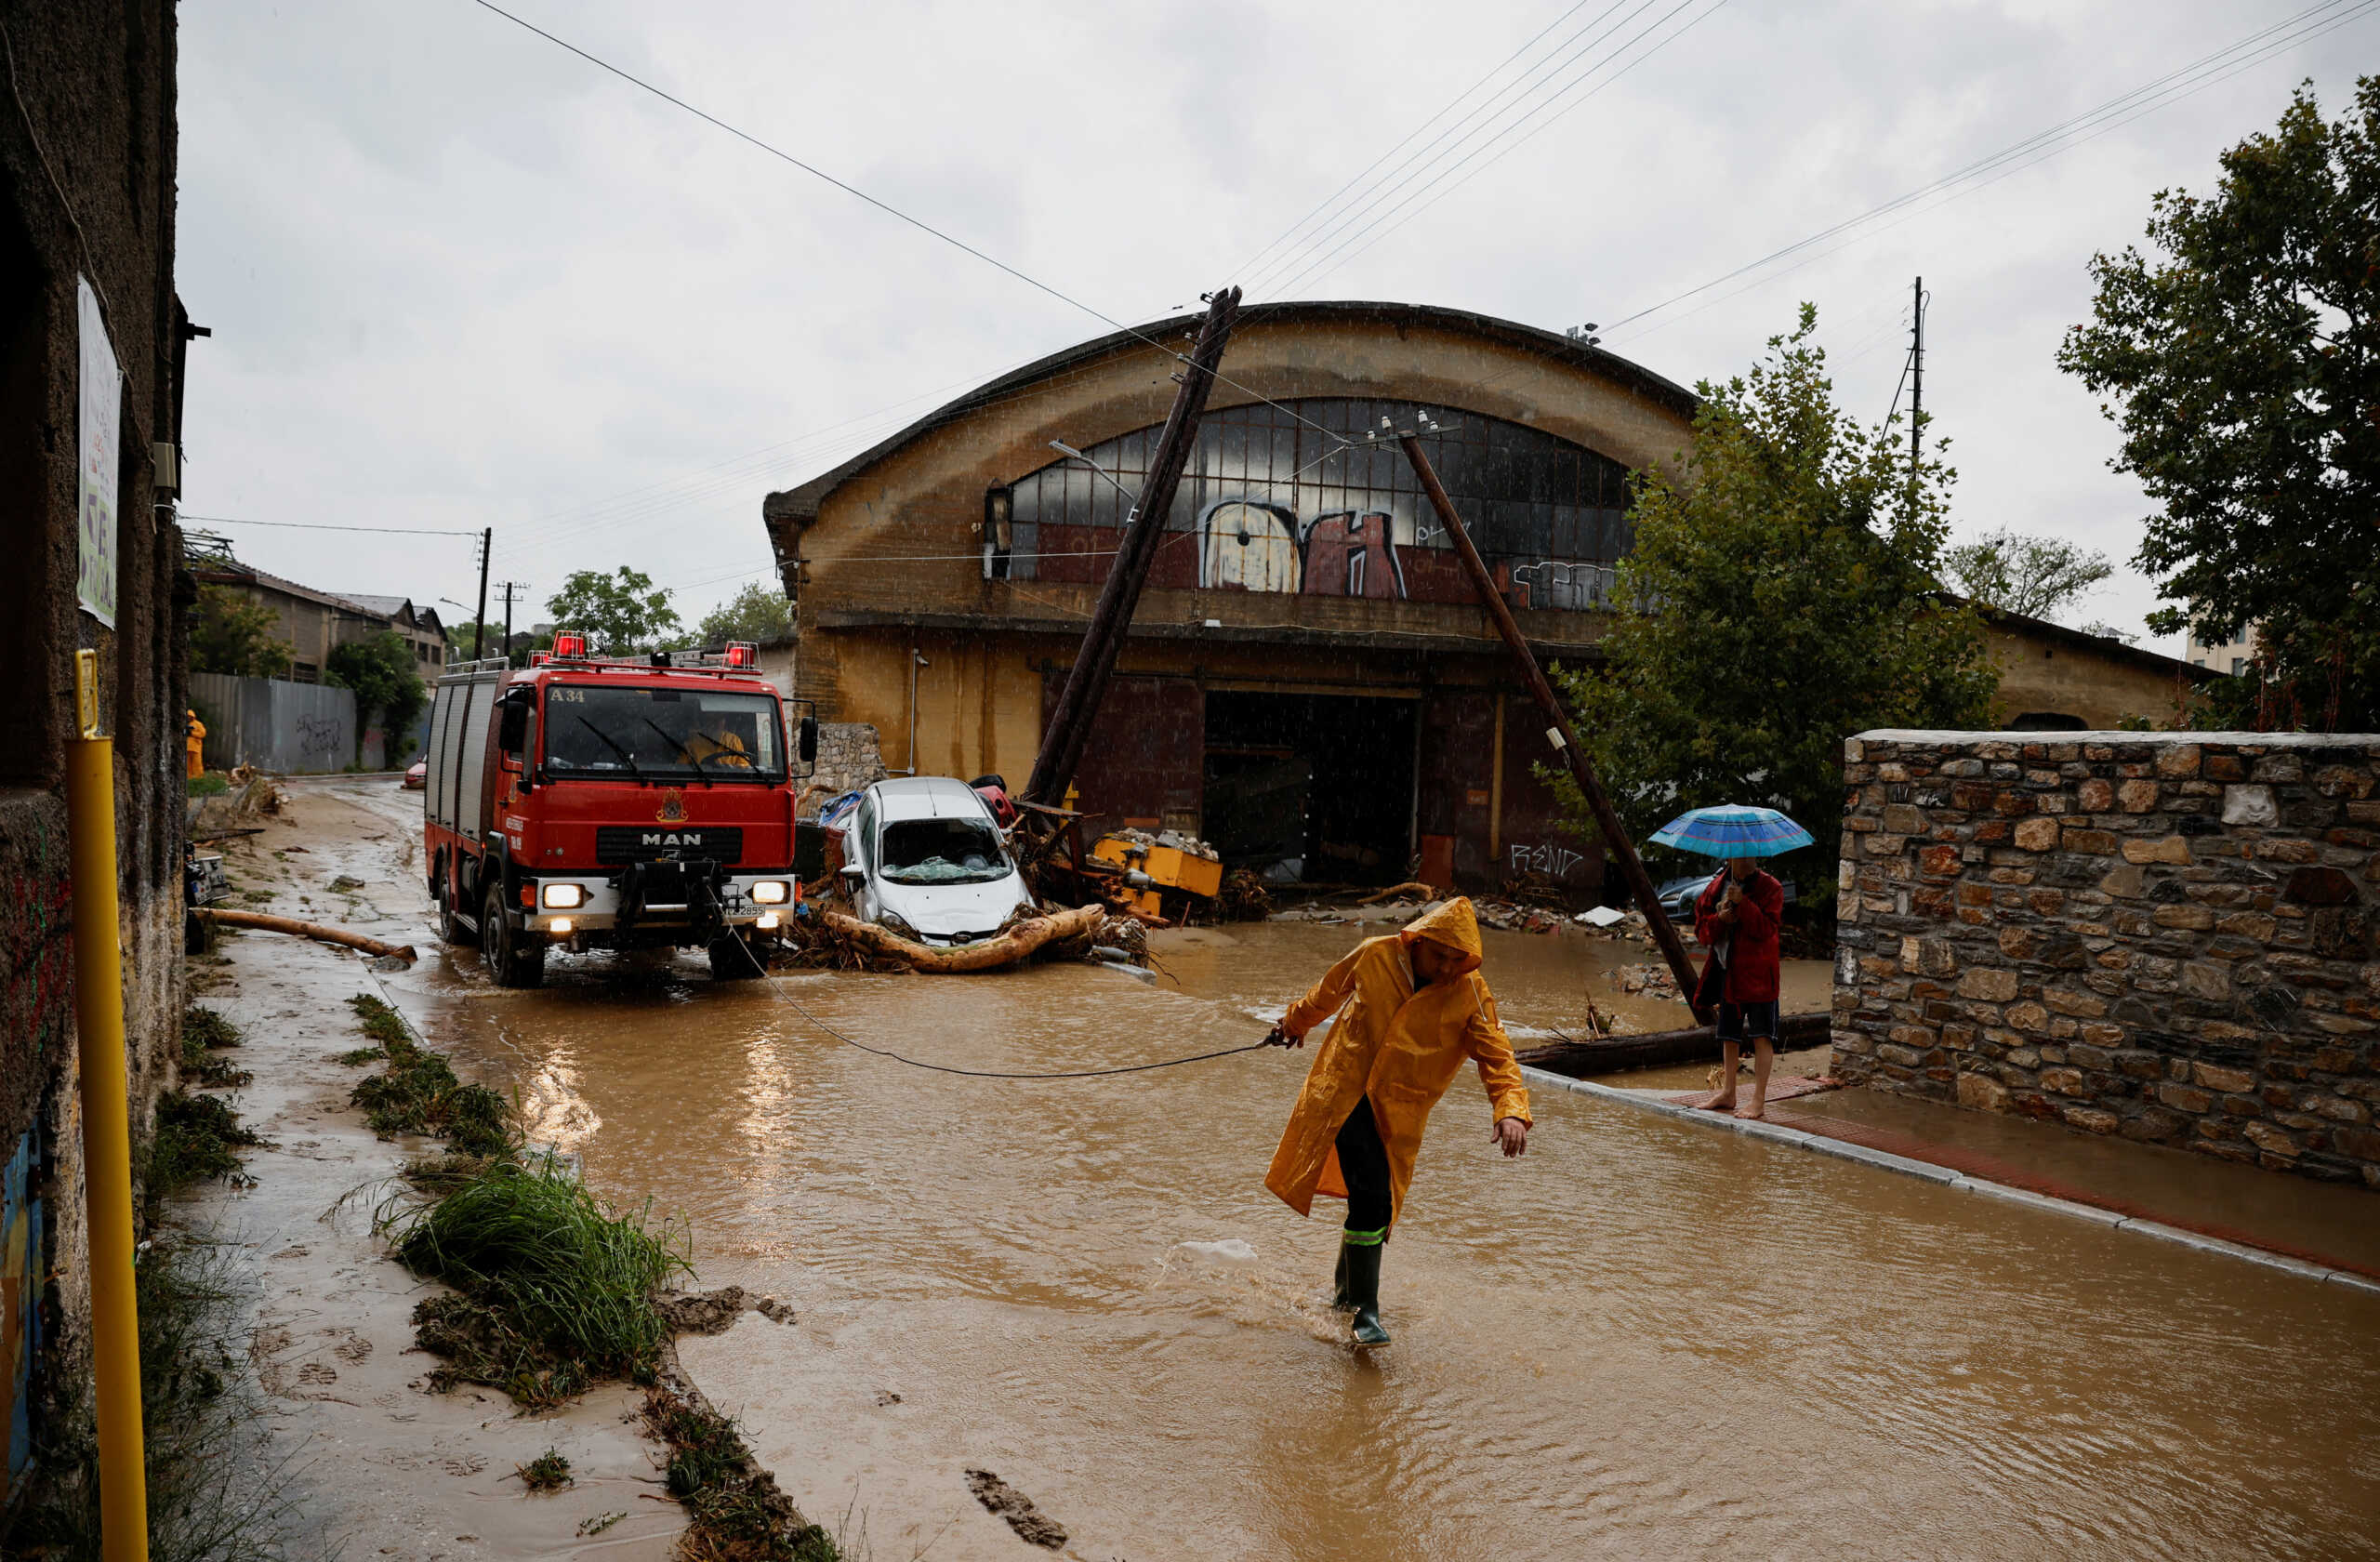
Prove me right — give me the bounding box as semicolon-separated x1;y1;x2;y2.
852;793;881;921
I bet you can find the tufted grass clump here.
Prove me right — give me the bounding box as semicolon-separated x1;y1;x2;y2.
515;1448;573;1492
345;993;512;1157
381;1153;689;1401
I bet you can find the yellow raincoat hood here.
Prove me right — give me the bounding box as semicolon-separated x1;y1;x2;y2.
1263;897;1528;1227
1399;896;1483;976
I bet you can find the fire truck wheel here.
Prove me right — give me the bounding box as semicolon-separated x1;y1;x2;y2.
483;882;547;989
436;870;478;947
707;933;764;982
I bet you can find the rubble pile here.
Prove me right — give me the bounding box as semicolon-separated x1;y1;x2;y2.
1610;961;1680;999
1102;826;1221;862
1215;869;1273;922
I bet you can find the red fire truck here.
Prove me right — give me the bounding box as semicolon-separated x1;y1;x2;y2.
421;631;816;987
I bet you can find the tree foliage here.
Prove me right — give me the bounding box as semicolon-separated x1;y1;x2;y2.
695;581;794;647
325;630;428;739
1549;307;1997;890
2058;76;2380;729
1939;528;2111;620
545;567;682;655
189;585;293;678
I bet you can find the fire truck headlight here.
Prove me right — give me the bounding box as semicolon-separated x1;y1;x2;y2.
757;911;781;931
748;880;790;905
548;917;574;935
541;882;586;909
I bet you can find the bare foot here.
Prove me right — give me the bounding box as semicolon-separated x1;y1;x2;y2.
1690;1089;1737;1111
1733;1103;1766;1120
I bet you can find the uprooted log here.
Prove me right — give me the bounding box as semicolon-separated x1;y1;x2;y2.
821;906;1105;973
192;907;416;961
1356;880;1435;906
1516;1011;1831;1078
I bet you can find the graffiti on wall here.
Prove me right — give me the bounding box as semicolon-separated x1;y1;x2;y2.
295;713;347;761
1198;501;1421;599
1508;841;1586;880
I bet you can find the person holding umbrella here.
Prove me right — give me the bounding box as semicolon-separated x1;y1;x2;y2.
1649;806;1811;1120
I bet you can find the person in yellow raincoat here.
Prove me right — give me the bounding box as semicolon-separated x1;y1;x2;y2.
184;709;205;779
1263;896;1530;1346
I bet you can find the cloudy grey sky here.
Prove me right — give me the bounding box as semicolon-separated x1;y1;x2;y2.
176;1;2376;656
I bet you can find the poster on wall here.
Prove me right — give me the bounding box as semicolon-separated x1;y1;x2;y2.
77;275;119;629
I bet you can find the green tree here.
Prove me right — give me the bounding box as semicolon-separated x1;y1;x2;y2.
2058;76;2380;729
189;584;294;678
325;631;428;742
695;581;793;646
1549;306;1996;891
545;567;681;655
1940;529;2112;620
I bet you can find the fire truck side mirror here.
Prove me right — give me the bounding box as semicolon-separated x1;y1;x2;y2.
496;693;531;756
799;715;819;764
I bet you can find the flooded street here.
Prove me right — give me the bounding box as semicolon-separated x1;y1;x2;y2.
307;780;2380;1560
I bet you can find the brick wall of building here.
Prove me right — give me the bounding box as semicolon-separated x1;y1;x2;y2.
1832;730;2379;1189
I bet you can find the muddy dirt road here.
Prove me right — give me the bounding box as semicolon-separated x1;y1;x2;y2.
305;778;2380;1560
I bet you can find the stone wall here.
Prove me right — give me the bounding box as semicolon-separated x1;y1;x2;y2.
801;722;887;812
1831;730;2379;1190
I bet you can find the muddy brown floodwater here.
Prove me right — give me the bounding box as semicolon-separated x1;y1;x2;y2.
318;781;2380;1560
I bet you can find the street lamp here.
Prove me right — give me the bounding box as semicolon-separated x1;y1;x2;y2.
1048;440;1143;519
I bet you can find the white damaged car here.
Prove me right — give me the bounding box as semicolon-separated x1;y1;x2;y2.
838;775;1037;946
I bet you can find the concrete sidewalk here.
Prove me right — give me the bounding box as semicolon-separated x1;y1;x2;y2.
1523;1064;2380;1296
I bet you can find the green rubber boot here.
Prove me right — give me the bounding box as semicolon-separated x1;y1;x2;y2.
1330;1243;1355;1312
1344;1239;1390;1347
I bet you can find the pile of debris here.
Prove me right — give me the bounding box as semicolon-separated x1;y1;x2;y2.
1100;826;1221;862
1610;961;1681;999
1215;869;1273;922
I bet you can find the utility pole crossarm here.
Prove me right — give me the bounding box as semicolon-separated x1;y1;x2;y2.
1395;432;1709;1018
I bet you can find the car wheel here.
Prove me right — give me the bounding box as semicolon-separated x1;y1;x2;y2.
482;881;546;988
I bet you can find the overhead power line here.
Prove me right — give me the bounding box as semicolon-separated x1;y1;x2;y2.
1596;0;2378;345
178;514;483;536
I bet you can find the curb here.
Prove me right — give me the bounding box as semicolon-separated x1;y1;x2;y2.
1521;1065;2380;1297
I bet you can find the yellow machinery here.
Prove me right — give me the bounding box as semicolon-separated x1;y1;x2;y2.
1090;834;1223;920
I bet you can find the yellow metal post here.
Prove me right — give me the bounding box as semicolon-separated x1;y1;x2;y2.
66;650;149;1560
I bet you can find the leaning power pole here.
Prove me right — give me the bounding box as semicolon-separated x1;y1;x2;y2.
1396;431;1709;1018
1022;288;1241;807
496;580;529;666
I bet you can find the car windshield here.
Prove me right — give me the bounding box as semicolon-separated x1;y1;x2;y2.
879;817;1010;884
542;684;783;780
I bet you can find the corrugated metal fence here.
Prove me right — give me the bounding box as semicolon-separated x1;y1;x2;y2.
191;673;358;774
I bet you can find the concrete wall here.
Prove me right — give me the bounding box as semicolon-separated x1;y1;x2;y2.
1831;730;2380;1190
192;672;359;774
0;0;186;1502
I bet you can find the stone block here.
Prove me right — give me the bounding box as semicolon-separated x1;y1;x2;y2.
2043;987;2108;1018
2214;911;2277;942
2014;816;2059;852
2283;866;2360;906
2312;764;2376;800
2222;784;2279;827
2099;863;2147;899
2063;828;2120;854
2193;1062;2255;1093
2243;1121;2299;1157
2180;962;2232;1000
2158;1083;2214;1114
1957;1072;2011;1112
2030;889;2068;917
1918;844;1962;879
2042;1066;2085;1094
1883;803;1925;834
2152;905;2215;931
2122;836;2193;865
2205;754;2249;782
2118;778;2162;812
2005;1000;2048;1033
2256;840;2321;865
1957;969;2020;1002
2062;1105;2122;1134
2077;778;2114;811
2154;745;2202;779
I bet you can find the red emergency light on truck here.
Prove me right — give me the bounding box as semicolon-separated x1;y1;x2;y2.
421;634;817;987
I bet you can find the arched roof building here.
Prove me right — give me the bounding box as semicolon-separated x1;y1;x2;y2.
758;300;1701;892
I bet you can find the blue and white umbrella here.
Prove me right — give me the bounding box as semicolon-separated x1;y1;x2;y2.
1647;804;1815;859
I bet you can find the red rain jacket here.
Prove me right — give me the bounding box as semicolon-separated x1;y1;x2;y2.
1693;868;1784;1005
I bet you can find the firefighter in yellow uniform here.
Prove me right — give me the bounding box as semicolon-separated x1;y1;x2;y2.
184;709;205;779
1263;896;1530;1346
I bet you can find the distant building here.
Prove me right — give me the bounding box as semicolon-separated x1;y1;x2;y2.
190;558;446;682
2184;618;2258;677
1978;603;2212;730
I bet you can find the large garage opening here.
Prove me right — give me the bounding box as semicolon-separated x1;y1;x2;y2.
1202;692;1416;886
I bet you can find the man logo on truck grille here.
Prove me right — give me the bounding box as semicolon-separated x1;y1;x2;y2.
655;788;687;824
642;832;703;847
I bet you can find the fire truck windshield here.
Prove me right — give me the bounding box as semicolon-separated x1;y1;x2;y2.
542;684;783;780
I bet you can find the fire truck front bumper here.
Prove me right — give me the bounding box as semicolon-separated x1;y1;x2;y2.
521;873;798;935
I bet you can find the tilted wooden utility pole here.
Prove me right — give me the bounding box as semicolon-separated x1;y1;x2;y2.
1022;287;1241;807
1395;431;1708;1017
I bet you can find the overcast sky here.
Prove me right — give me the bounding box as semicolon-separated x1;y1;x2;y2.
176;1;2376;656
